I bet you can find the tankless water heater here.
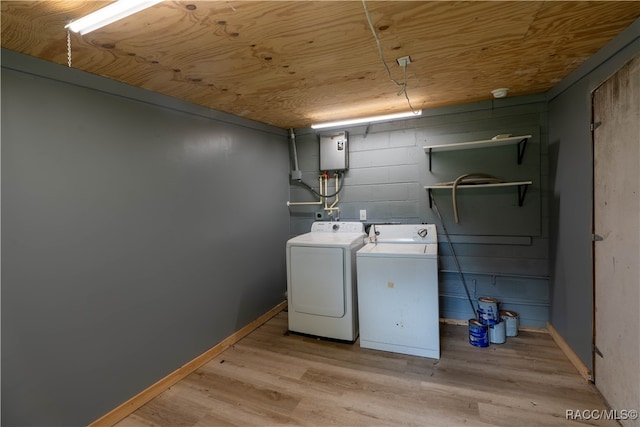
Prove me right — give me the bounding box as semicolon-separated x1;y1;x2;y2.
319;131;348;171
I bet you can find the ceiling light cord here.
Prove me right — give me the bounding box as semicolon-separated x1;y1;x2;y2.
66;29;72;68
362;0;419;114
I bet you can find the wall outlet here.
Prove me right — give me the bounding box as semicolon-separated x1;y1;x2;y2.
359;210;367;221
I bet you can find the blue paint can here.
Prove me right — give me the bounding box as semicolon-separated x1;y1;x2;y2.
489;320;506;344
477;297;499;325
468;319;489;348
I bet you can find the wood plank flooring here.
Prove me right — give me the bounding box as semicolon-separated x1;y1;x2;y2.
115;310;615;426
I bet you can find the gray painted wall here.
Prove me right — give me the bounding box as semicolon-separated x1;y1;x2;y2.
546;18;640;370
3;16;638;425
290;97;550;328
1;50;290;426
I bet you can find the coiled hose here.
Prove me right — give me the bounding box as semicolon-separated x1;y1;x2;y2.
437;173;504;223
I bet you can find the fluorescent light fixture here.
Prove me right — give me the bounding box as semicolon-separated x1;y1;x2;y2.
311;110;422;130
65;0;163;35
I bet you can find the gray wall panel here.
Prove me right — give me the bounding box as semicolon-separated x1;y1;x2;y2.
290;100;550;327
350;146;415;168
440;272;550;327
547;19;640;371
1;53;289;426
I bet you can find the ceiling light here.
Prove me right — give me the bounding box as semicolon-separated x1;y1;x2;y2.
311;110;422;130
65;0;163;35
491;88;509;98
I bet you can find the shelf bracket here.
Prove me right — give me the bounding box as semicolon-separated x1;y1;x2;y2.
517;183;529;206
517;137;529;164
428;147;433;172
428;188;433;208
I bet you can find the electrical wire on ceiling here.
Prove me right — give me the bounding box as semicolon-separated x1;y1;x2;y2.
361;0;420;114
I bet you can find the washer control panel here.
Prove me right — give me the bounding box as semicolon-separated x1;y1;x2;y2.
368;224;437;243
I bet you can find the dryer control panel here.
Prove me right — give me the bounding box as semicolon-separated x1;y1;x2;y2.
311;221;364;233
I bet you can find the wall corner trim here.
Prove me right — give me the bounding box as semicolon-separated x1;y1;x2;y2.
546;322;593;383
88;301;288;427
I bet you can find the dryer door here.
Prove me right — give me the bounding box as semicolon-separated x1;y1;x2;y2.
289;246;345;318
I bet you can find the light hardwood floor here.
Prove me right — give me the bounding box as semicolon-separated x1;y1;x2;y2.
116;310;615;426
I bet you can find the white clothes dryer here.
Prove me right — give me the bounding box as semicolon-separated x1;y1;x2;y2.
286;221;365;341
356;224;440;358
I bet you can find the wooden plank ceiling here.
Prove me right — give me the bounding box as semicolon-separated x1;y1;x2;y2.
2;1;640;129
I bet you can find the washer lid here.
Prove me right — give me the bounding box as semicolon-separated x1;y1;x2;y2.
357;242;437;258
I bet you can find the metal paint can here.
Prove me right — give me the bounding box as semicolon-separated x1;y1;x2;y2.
489;320;506;344
500;310;519;337
477;297;500;325
468;319;489;348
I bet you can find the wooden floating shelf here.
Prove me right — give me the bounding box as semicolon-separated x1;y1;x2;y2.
423;135;532;152
425;181;533;208
424;135;532;171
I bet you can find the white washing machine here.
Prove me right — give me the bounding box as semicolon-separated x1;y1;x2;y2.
356;224;440;358
286;221;366;341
